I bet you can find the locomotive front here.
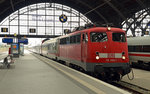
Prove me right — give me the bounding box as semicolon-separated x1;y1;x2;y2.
86;27;131;81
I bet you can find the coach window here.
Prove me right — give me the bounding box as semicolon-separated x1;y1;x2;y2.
60;38;67;45
73;36;76;43
128;46;135;52
135;46;142;52
90;32;108;42
53;43;55;50
48;44;51;50
70;36;74;44
66;37;70;44
70;36;73;44
60;39;63;44
64;38;67;44
112;33;126;42
76;34;81;43
143;45;150;52
82;34;85;42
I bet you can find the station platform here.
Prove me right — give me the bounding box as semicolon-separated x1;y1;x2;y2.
122;68;150;90
0;50;130;94
0;52;8;60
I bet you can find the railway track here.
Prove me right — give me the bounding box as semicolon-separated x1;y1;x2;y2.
113;81;150;94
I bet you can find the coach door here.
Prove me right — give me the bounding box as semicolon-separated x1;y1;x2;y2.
81;33;88;62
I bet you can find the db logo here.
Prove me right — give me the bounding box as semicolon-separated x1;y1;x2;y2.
108;53;115;58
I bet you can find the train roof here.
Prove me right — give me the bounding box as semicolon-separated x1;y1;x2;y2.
42;38;57;45
60;27;125;38
84;27;125;32
42;27;125;45
127;36;150;45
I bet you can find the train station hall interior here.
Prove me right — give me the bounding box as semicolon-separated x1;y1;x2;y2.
0;0;150;94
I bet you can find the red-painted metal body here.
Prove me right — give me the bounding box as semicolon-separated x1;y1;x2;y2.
38;27;131;81
57;27;129;63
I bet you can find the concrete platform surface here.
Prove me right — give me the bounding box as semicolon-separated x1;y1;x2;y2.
0;50;89;94
122;68;150;90
33;51;130;94
0;51;8;60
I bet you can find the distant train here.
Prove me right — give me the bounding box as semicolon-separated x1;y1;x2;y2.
33;25;131;81
128;36;150;69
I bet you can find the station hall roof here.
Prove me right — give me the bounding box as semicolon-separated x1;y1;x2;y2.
0;0;149;27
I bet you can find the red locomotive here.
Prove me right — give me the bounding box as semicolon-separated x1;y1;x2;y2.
37;25;131;81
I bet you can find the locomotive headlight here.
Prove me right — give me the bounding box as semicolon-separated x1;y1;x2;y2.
107;27;111;31
96;56;100;60
122;56;126;60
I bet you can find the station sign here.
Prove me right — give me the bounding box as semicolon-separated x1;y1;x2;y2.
2;38;13;43
18;38;28;44
1;28;8;32
2;38;28;44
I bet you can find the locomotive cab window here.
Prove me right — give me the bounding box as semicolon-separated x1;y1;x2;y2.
82;33;88;42
112;33;126;42
85;33;88;42
90;32;107;42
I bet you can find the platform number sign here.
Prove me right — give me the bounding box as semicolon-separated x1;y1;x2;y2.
59;14;67;23
29;28;36;33
1;28;8;32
